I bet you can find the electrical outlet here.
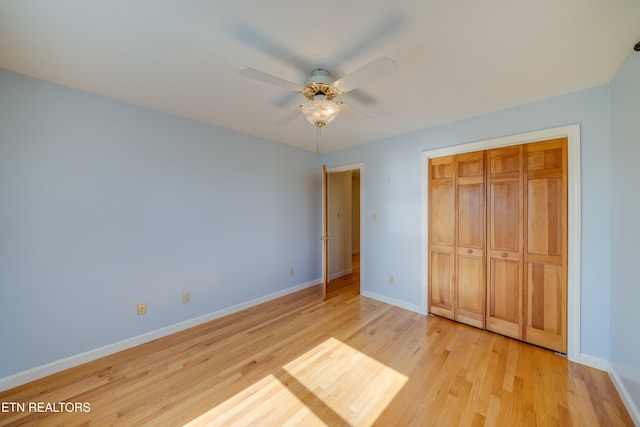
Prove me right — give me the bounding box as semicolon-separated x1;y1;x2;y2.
290;267;294;276
389;275;395;285
137;302;147;315
183;292;190;304
372;212;377;221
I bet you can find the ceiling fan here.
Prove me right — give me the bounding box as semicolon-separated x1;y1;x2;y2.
238;56;397;128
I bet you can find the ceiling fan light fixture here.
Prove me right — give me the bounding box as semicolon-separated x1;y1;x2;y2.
301;95;341;128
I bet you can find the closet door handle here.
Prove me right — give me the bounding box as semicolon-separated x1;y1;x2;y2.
467;249;473;254
501;252;508;258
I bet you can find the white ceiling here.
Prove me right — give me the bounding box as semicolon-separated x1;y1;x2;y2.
2;1;639;153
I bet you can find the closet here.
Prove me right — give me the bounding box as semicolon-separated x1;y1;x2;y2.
428;138;567;353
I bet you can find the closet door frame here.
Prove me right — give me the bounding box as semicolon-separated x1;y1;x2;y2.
421;124;581;362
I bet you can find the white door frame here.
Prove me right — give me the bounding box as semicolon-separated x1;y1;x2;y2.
327;163;364;293
421;124;581;362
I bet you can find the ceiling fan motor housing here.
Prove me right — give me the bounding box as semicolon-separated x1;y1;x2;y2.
302;69;341;100
304;69;333;85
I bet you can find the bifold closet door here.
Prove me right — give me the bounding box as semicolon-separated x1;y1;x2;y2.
455;152;486;328
486;146;523;340
523;138;567;353
429;153;485;327
428;156;455;320
429;139;567;353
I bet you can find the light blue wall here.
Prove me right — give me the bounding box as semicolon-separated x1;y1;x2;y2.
322;85;612;360
610;51;640;410
0;65;622;382
0;70;321;378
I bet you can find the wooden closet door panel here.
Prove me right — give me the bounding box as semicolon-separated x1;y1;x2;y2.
431;182;454;245
489;181;520;251
430;249;454;317
457;250;484;327
456;152;485;328
487;257;521;338
526;262;564;351
458;184;484;248
524;139;567;353
486;146;523;339
527;179;563;256
429;156;455;319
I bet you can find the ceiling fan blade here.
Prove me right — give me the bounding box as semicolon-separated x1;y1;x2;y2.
277;106;303;126
273;91;299;108
345;89;377;105
340;102;374;121
333;57;397;94
333;14;405;66
238;68;303;92
233;25;315;73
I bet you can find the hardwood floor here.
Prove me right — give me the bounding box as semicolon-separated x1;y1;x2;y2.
0;255;633;426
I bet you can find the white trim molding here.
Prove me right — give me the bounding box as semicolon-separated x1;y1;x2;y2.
421;124;581;362
361;290;425;315
327;162;365;295
580;354;609;371
0;278;321;392
329;268;353;280
580;354;640;423
608;363;640;426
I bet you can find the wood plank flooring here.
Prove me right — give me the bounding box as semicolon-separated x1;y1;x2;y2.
0;255;633;426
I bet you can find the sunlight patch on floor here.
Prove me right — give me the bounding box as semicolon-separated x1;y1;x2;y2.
183;373;326;426
283;337;408;425
183;337;407;426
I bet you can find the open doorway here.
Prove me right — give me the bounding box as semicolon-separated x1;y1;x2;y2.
325;164;363;296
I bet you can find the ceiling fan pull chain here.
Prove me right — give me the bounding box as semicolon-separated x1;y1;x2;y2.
316;127;320;154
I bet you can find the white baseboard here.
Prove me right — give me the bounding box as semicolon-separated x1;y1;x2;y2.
608;363;640;426
329;268;352;280
355;298;639;425
361;290;425;315
579;353;610;371
579;356;639;425
0;278;321;393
